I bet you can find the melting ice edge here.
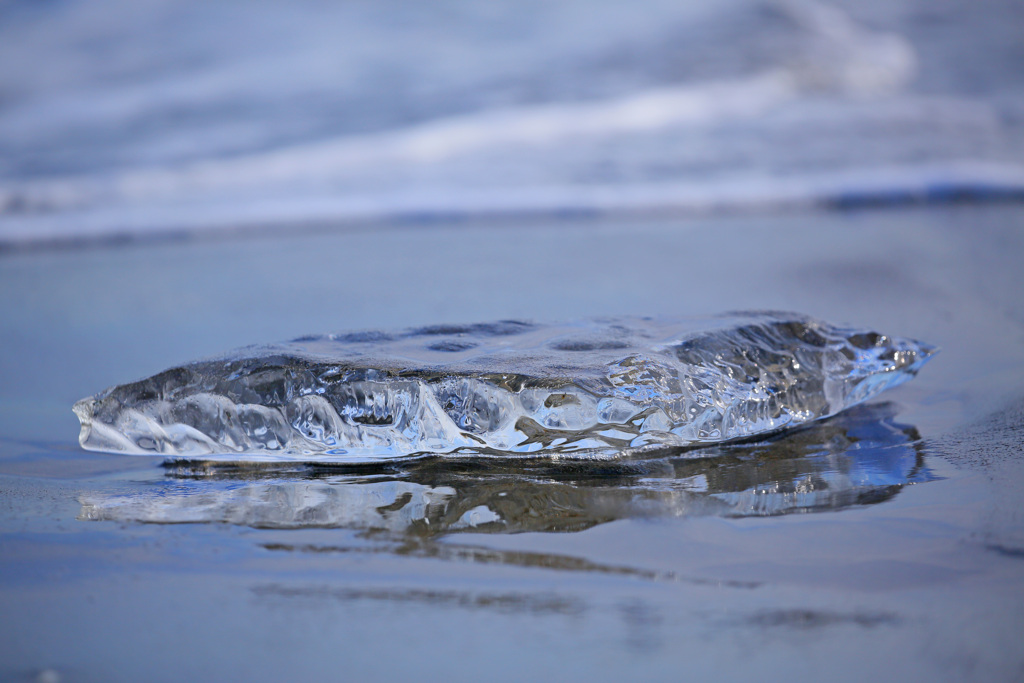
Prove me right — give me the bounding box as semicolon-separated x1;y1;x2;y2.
73;312;935;463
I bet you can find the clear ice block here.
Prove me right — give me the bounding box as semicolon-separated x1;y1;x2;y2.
73;312;935;463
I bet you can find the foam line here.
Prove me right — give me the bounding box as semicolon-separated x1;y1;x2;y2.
2;161;1022;250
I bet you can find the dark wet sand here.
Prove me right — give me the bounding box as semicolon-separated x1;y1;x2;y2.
1;205;1023;681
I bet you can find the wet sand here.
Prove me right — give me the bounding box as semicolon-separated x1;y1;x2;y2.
1;205;1023;681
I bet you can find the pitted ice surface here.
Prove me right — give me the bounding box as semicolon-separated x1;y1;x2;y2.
73;312;935;463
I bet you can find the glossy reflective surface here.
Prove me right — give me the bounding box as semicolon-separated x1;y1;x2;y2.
2;206;1024;682
74;313;933;461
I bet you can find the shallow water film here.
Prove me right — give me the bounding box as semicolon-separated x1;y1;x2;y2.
3;207;1024;683
74;313;933;461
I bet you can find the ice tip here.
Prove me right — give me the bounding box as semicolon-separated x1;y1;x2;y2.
905;337;939;372
72;396;99;448
72;396;93;422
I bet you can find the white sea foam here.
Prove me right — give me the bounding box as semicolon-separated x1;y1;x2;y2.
2;161;1022;248
0;0;1021;247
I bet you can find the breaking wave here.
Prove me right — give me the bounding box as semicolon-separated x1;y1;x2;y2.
2;0;1022;247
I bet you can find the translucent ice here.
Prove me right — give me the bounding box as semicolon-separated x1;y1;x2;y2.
73;312;935;463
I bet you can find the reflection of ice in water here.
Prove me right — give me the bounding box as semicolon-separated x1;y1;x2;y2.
79;403;935;534
82;480;458;534
73;313;934;462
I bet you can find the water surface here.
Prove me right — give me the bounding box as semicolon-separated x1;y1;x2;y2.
1;206;1023;682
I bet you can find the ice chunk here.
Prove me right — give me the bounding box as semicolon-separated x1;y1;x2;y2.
73;312;935;463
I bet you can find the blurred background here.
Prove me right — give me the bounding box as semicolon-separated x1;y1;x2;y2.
1;0;1023;244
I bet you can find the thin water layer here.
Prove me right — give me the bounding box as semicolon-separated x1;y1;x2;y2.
73;312;934;463
78;403;934;533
